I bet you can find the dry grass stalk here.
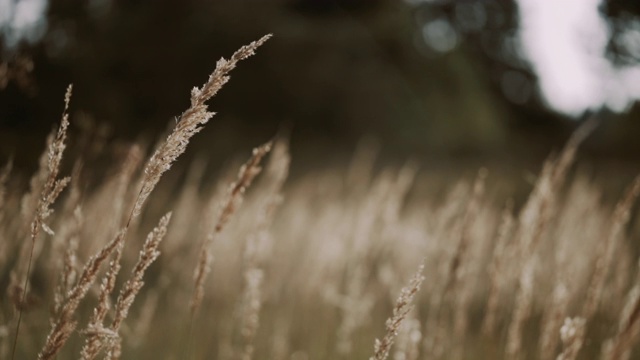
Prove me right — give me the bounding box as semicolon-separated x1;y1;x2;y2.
550;118;598;187
506;119;596;360
79;240;125;360
557;317;586;360
481;198;515;336
18;131;53;237
78;154;143;358
335;171;399;355
40;37;270;359
77;148;144;360
540;282;570;360
331;172;405;355
370;263;425;360
191;140;272;315
52;206;82;323
422;183;470;358
162;158;206;258
516;157;554;259
105;212;171;359
423;169;485;359
49;161;83;264
17;103;75;233
393;314;421;360
238;138;290;360
334;263;375;355
92;145;143;248
451;169;487;353
447;169;488;296
351;169;394;255
111;145;144;230
608;248;635;314
239;268;264;360
132;34;271;216
601;271;640;360
80;213;170;360
583;176;640;320
519;119;597;261
516;119;596;261
506;259;535;360
262;136;291;196
239;224;270;360
21;84;73;247
506;158;553;360
12;84;73;360
38;230;123;360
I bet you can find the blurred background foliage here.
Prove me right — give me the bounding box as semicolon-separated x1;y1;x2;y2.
1;0;640;178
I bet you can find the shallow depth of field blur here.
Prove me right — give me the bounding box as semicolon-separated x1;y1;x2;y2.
2;1;640;359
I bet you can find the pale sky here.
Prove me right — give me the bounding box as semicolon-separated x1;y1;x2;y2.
0;0;48;49
516;0;640;116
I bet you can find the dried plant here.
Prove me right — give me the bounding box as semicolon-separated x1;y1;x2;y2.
4;35;640;360
601;268;640;360
132;34;271;217
36;36;270;360
79;238;124;360
52;206;82;323
237;138;290;360
75;148;143;360
557;317;586;360
393;314;421;360
38;230;123;360
506;119;597;360
583;176;640;320
191;141;272;315
81;213;170;360
105;212;171;359
482;199;515;336
540;282;571;360
12;84;73;360
370;263;425;360
506;259;535;360
451;169;487;353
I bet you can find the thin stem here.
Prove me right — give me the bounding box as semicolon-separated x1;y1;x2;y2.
11;225;39;360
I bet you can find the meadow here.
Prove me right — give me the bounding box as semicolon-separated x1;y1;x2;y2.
1;36;639;360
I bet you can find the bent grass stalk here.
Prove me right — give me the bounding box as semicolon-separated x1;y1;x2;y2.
37;36;271;360
12;84;73;360
190;141;273;316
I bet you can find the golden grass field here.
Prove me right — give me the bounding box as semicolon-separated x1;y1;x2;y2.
1;36;639;360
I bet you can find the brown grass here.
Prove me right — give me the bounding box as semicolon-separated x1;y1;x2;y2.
1;36;640;360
